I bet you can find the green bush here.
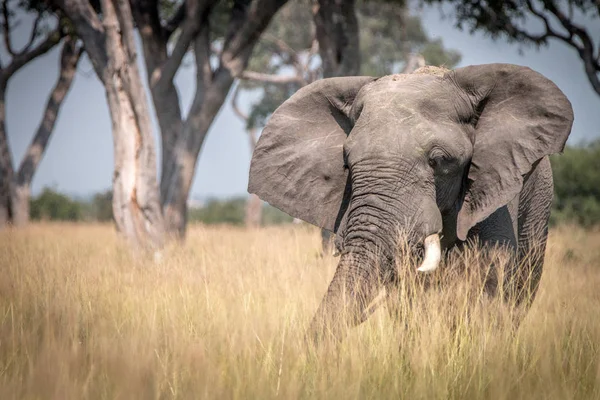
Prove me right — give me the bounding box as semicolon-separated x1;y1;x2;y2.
188;198;247;225
89;190;113;222
188;197;293;226
550;140;600;227
30;188;83;221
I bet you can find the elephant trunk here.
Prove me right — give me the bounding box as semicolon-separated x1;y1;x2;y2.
309;250;382;343
309;192;443;343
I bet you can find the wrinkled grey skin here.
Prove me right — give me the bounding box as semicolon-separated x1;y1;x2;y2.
248;64;574;342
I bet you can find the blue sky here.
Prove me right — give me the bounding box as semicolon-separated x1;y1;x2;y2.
5;5;600;199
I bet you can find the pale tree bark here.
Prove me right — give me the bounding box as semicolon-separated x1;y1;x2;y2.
11;37;83;226
132;0;288;240
54;0;165;250
231;84;262;227
401;53;425;74
0;5;65;228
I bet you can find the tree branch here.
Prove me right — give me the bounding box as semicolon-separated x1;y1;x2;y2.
153;0;219;90
220;0;289;77
231;83;258;151
537;1;600;95
1;0;16;57
305;37;319;83
240;70;303;83
261;33;304;72
525;1;569;44
194;23;213;101
230;83;248;121
21;13;43;55
2;27;63;80
156;19;199;86
163;1;186;39
53;0;107;78
15;37;82;186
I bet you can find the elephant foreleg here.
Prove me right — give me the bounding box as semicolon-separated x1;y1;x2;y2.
514;156;554;308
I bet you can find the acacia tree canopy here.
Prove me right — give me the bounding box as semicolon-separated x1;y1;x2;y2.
239;0;461;131
422;0;600;95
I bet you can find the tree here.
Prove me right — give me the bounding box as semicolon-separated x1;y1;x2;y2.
235;0;460;248
131;0;289;240
423;0;599;96
0;0;82;228
52;0;165;250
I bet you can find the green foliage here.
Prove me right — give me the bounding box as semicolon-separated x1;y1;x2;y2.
88;190;113;222
421;0;599;45
188;197;293;226
243;0;462;130
30;188;83;221
27;189;292;226
550;140;600;227
245;0;313;75
189;198;247;225
421;38;461;69
358;2;461;76
247;83;299;130
261;202;294;225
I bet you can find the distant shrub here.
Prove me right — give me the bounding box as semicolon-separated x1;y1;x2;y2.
550;140;600;227
89;190;113;222
189;198;247;226
188;197;293;226
262;203;294;225
30;188;83;221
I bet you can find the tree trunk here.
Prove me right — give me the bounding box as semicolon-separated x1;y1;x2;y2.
100;0;164;249
11;38;82;226
313;0;360;254
133;0;289;240
10;185;29;226
0;85;13;227
245;194;262;228
160;66;235;238
313;0;361;78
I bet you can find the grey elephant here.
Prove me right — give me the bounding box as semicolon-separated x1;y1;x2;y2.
248;63;574;341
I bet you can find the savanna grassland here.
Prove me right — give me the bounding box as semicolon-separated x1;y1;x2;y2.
0;223;599;399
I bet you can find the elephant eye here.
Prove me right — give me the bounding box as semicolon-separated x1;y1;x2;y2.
428;148;453;171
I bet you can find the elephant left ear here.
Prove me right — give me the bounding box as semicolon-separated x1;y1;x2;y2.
450;64;574;241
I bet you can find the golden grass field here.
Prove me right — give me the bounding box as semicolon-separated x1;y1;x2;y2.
0;223;599;399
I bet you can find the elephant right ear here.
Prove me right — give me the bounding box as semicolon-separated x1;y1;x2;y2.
248;76;376;231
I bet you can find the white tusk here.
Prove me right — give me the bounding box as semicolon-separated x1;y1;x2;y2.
417;234;441;273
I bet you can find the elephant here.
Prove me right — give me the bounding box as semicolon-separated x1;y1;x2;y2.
247;63;574;341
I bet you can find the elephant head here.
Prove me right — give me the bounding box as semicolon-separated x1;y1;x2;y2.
248;64;573;339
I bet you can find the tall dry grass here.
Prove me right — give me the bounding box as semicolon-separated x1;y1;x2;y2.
0;222;599;399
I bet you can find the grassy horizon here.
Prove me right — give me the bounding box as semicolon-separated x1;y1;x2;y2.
0;223;599;399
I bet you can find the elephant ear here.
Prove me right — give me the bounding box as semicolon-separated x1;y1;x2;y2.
248;76;376;231
452;64;574;241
